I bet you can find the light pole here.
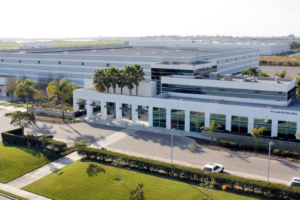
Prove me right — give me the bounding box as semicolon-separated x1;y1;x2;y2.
171;128;175;165
35;109;40;147
267;141;274;185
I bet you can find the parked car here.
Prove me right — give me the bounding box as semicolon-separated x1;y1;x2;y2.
36;134;54;139
202;163;224;173
289;177;300;187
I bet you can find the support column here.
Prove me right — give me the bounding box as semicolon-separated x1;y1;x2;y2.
101;101;107;120
271;120;278;137
166;108;171;129
205;111;210;128
248;117;254;134
116;102;121;122
73;98;80;112
86;100;93;119
226;114;231;132
148;106;153;127
132;104;138;125
185;110;190;132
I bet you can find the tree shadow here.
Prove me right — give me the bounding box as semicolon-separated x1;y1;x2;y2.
86;163;106;177
25;123;57;135
53;169;64;176
14;145;42;158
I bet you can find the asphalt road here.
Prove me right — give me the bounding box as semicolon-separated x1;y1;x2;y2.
108;130;300;183
260;66;300;78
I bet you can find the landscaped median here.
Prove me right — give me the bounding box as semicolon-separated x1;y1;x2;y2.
0;189;29;200
22;147;300;200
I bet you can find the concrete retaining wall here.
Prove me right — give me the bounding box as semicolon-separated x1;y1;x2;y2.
202;131;300;150
29;107;74;118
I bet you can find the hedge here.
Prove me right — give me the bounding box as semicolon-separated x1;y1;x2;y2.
217;137;300;159
1;129;67;154
78;147;300;199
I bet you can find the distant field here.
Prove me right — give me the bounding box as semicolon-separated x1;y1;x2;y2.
0;41;124;50
260;54;300;63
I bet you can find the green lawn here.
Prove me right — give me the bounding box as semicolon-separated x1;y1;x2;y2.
23;161;267;200
0;142;58;183
0;189;29;200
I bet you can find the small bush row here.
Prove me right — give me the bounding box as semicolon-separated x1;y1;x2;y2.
78;147;300;199
217;137;300;159
63;118;85;123
1;128;67;154
260;60;300;66
5;112;17;116
32;103;73;112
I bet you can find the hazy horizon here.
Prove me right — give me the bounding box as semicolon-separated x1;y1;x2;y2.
1;0;299;38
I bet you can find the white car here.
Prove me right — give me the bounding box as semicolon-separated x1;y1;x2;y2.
289;177;300;187
202;163;224;173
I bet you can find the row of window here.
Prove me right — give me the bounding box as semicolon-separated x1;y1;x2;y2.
152;109;297;139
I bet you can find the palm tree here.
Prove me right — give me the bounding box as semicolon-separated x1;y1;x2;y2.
274;69;286;78
14;79;40;112
104;68;112;93
259;72;270;77
108;66;119;117
124;65;135;95
92;69;106;92
250;127;266;152
200;120;221;144
241;66;259;76
46;78;77;120
133;64;146;96
117;69;127;116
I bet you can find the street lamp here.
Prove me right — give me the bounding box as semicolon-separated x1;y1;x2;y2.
267;141;274;185
35;109;40;147
171;128;175;166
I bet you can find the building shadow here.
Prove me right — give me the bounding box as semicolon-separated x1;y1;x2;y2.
86;163;106;177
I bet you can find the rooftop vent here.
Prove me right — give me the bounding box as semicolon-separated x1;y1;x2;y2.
91;50;97;52
243;75;250;82
224;74;232;81
275;78;281;83
209;72;220;80
63;52;69;54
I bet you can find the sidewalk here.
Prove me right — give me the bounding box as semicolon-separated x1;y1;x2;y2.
7;152;81;189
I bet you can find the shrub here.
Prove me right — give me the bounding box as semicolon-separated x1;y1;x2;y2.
1;128;27;145
78;147;300;199
63;118;85;123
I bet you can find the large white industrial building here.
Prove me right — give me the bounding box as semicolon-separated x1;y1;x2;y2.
126;40;290;55
0;45;259;92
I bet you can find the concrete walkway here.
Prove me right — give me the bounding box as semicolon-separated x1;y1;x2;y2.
91;128;138;148
0;183;50;200
7;152;81;189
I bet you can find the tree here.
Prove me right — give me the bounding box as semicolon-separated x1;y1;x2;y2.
117;69;127;116
46;78;77;120
111;158;126;181
240;66;259;76
108;66;119;117
250;127;266;152
130;182;145;200
6;76;17;101
274;69;286;78
133;64;146;96
92;69;106;92
295;133;300;138
258;72;270;77
10;111;35;135
200;120;221;144
14;79;40;112
74;139;91;158
200;177;215;200
124;65;135;95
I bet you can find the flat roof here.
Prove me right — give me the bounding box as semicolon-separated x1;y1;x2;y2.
27;47;231;58
158;96;300;111
166;74;295;85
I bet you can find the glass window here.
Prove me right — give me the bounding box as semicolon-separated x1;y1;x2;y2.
254;118;263;124
190;111;198;117
210;114;218;119
232;116;239;121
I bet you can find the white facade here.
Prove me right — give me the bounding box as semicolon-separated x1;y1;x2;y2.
128;40;290;56
0;76;12;96
73;74;298;140
20;43;52;49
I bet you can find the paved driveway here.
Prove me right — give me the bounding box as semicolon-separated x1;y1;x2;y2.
260;66;300;78
108;130;300;183
0;116;124;145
